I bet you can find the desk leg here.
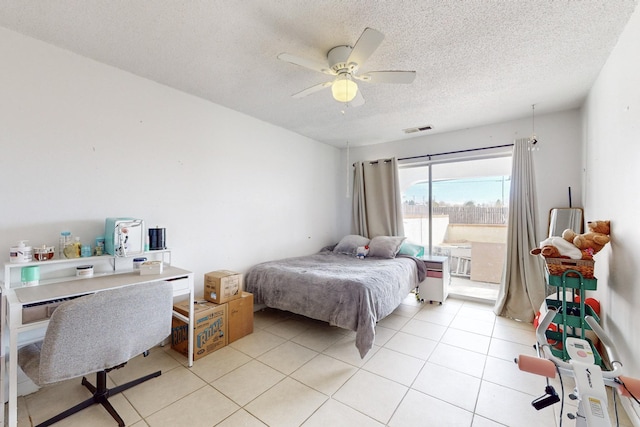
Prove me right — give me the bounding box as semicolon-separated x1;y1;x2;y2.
188;286;194;367
8;328;18;427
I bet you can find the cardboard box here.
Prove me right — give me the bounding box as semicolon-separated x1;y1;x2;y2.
171;300;227;361
228;292;254;343
204;270;243;304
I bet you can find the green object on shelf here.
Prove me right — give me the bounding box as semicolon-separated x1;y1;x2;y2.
545;269;597;290
546;299;600;329
543;267;604;367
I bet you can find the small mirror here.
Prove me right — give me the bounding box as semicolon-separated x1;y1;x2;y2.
548;208;584;237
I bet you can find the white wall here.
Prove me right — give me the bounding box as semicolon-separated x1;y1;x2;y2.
340;109;584;241
581;2;640;421
0;27;342;293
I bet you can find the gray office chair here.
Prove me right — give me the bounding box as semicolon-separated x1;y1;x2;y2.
18;281;174;427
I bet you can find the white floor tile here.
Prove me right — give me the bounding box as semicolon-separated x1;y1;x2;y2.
491;322;536;346
400;318;448;341
471;414;506;426
257;341;318;375
302;398;384;426
376;313;411;330
245;378;326;427
475;380;557;427
215;409;268;427
372;325;397;346
494;314;534;331
253;307;292;327
361;347;424;386
145;385;238;427
123;365;206;418
388;389;473;427
323;336;379;367
450;315;496;336
429;342;487;378
333;370;408;424
412;362;482;412
413;308;456;326
25;378;142;427
440;327;492;354
188;346;252;383
17;303;632;427
290;324;346;352
229;329;286;358
383;331;438;360
488;336;537;362
264;317;312;339
483;355;548;396
291;354;357;395
391;301;422;318
212;360;284;406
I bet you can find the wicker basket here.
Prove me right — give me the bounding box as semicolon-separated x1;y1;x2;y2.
545;258;595;279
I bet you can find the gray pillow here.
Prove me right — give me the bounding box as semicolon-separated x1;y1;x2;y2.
368;236;407;259
333;235;370;255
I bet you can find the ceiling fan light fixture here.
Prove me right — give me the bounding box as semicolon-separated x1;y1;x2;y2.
332;74;358;103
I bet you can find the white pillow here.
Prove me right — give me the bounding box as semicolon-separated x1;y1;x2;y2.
367;236;406;259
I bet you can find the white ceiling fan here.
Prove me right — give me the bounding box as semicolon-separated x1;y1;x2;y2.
278;27;416;106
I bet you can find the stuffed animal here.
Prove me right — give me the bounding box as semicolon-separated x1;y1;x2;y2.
356;245;369;259
562;220;611;257
530;245;565;258
530;236;583;259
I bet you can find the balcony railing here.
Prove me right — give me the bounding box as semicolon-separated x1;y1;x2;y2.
403;205;508;225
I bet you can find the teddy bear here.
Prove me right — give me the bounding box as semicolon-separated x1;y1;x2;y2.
562;220;611;257
530;245;565;258
530;236;583;259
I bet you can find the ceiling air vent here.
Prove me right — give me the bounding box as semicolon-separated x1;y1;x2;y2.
403;125;432;134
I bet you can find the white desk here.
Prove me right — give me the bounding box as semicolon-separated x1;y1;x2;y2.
2;265;194;427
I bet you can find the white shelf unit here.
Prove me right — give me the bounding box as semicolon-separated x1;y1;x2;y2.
418;255;450;305
1;249;193;427
2;249;172;288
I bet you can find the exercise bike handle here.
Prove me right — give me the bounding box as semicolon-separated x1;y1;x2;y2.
535;309;623;379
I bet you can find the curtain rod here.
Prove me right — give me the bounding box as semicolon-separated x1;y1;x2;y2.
353;143;514;166
398;143;514;162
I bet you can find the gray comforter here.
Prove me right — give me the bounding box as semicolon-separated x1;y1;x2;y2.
245;248;426;358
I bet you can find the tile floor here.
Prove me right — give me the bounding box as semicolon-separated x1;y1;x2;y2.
14;295;633;427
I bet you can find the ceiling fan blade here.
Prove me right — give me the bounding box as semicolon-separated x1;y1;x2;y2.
278;53;334;75
292;81;333;98
357;71;416;84
347;27;384;67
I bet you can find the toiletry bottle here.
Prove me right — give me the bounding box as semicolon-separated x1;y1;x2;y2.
59;231;71;259
64;236;82;258
95;236;105;256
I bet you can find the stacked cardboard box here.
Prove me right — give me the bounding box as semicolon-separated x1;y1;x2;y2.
171;271;254;362
228;292;254;343
171;300;227;361
204;270;243;304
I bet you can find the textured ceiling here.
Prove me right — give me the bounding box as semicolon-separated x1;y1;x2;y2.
1;1;637;147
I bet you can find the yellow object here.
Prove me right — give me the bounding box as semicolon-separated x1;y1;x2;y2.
332;74;358;102
63;237;81;258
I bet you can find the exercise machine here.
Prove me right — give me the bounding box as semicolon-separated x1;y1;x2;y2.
515;310;640;427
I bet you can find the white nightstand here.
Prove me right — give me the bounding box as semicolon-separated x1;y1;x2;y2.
417;255;450;304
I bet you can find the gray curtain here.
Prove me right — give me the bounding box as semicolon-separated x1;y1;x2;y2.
494;139;545;322
352;158;404;238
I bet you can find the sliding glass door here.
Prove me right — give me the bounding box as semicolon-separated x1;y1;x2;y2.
400;155;512;300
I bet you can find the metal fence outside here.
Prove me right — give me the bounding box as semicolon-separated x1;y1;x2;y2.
403;205;508;225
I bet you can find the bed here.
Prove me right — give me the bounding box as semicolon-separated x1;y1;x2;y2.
244;235;426;358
